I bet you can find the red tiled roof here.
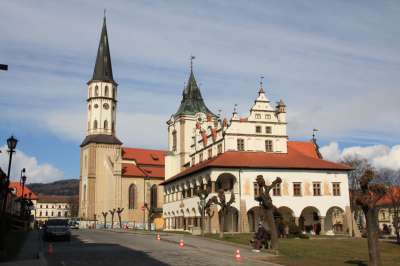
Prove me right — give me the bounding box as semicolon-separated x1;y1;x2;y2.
161;141;351;185
122;148;166;166
289;141;319;158
9;182;38;200
377;186;400;206
122;163;164;179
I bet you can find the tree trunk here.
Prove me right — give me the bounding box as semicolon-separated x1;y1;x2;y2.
266;208;279;250
118;214;122;228
148;212;152;231
111;215;114;229
365;207;381;266
201;209;205;236
103;216;106;229
219;210;225;238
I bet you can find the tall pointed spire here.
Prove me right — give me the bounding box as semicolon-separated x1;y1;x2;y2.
90;13;115;84
175;57;215;117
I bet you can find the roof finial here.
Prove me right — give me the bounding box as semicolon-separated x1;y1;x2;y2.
312;128;319;141
190;55;195;72
103;9;107;22
259;75;265;93
233;104;238;113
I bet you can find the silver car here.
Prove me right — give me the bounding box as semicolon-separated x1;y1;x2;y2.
43;218;71;241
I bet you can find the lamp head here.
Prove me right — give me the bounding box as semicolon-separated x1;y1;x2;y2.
7;136;18;150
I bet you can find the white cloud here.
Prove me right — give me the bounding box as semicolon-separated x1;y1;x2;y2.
0;145;64;183
320;142;400;170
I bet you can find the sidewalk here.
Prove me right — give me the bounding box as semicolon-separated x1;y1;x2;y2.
1;230;46;266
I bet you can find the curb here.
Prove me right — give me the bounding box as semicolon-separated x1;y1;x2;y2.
37;251;47;266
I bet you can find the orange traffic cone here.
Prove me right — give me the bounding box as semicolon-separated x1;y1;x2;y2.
235;249;241;260
156;234;161;241
48;243;53;255
179;239;184;247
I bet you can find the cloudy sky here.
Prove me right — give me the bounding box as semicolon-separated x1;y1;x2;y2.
0;1;399;183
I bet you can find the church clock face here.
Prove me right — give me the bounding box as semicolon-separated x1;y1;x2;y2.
196;113;207;124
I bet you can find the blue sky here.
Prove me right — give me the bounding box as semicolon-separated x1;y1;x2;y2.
0;1;399;182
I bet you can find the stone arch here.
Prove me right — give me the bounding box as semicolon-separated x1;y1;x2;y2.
219;206;239;232
277;206;295;225
324;206;345;234
299;206;321;234
215;173;236;192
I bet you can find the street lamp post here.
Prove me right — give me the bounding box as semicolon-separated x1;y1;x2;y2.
1;136;18;214
20;169;27;216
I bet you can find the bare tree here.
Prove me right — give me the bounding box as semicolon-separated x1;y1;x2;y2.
144;203;155;231
254;176;282;251
341;156;369;235
196;187;210;236
205;198;215;234
354;167;387;266
210;189;235;238
101;212;108;229
116;208;124;229
109;209;116;229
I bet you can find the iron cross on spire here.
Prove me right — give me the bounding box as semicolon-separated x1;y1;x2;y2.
312;128;319;141
259;75;265;93
190;55;195;71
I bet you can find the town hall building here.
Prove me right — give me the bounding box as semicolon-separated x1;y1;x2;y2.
79;16;354;235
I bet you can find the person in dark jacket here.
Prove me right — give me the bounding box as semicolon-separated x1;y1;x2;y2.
252;223;268;252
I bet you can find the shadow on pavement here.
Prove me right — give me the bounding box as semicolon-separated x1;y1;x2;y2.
44;234;170;266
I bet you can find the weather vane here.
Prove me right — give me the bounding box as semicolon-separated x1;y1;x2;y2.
234;104;238;113
260;75;264;87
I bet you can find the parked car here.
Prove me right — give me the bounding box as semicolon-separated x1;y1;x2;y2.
43;218;71;241
69;219;80;229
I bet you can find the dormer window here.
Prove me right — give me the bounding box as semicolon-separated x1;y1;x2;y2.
265;114;271;119
255;114;261;119
237;139;245;151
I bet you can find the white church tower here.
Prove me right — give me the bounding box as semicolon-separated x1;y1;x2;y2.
79;15;122;220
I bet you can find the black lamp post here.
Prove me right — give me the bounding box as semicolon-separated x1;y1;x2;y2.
1;136;18;214
20;168;26;199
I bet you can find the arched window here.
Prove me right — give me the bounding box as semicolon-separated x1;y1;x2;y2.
94;120;98;129
150;185;158;209
172;130;177;151
128;184;137;209
104;120;108;129
95;86;99;96
105;86;109;97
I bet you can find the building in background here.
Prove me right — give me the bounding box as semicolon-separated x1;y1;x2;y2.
36;195;73;222
8;182;38;218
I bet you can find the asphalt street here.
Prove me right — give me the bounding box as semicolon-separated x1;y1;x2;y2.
43;230;278;266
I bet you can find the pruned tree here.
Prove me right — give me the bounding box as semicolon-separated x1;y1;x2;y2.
109;209;116;229
101;212;108;229
116;208;124;229
196;187;210;236
144;203;155;231
255;175;282;251
354;167;387;266
210;189;235;238
205;197;215;234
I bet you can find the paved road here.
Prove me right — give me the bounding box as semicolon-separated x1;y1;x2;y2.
43;230;278;266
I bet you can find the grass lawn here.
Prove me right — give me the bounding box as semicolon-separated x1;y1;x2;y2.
205;233;400;266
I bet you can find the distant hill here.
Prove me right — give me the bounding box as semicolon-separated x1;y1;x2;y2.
27;179;79;196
